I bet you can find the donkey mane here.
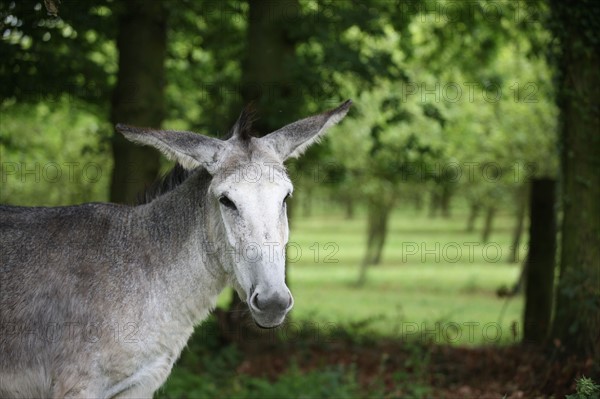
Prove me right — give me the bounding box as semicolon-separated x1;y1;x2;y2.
223;104;257;142
137;163;193;205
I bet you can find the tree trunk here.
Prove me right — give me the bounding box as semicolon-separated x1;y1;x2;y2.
523;179;556;344
466;201;480;232
365;207;387;266
110;0;166;204
344;196;355;219
440;183;453;218
224;0;300;339
413;192;424;212
481;206;496;243
509;184;529;263
550;0;600;358
302;189;313;218
240;0;299;129
428;187;440;218
372;209;390;265
357;197;393;286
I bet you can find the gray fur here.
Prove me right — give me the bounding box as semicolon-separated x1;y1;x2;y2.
0;100;351;398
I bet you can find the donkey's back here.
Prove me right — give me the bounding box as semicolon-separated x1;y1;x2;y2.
1;203;133;281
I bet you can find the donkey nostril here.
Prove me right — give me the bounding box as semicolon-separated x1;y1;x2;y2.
250;291;293;314
250;292;261;311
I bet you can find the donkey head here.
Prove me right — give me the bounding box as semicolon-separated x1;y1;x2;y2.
117;100;351;328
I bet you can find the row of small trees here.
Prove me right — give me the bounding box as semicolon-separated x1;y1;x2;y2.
312;4;557;284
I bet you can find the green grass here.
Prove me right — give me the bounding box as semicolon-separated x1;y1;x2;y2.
167;202;525;398
219;202;525;345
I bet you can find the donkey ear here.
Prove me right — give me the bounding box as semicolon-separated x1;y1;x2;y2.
261;100;352;160
116;125;225;172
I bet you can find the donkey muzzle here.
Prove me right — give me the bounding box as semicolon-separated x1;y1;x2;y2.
248;288;294;328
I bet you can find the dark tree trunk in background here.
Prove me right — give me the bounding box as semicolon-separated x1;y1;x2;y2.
240;0;299;129
509;184;529;263
440;183;452;218
368;205;390;266
481;206;496;243
523;179;556;344
357;196;394;286
428;187;441;218
344;196;355;219
413;192;424;212
550;0;600;358
110;0;167;204
466;201;480;232
302;189;313;217
222;0;300;340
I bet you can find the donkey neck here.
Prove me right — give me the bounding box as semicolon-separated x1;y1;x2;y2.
136;168;227;325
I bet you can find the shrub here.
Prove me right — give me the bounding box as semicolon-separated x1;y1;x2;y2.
566;377;600;399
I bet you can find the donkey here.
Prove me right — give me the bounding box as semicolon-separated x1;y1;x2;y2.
0;100;351;398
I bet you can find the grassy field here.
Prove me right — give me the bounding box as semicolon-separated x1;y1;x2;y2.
158;201;592;399
218;200;525;346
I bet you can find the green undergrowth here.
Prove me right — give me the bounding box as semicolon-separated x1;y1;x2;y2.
566;377;600;399
155;316;433;399
158;364;365;399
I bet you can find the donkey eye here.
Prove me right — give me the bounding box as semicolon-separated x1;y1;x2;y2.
219;196;237;211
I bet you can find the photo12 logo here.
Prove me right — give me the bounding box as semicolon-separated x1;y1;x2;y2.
401;241;528;264
397;321;520;344
1;162;102;184
200;240;340;264
399;81;539;104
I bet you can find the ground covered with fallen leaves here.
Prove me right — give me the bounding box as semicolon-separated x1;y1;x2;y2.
233;337;597;398
159;316;597;398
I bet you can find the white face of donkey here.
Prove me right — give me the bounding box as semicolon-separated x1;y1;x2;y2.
117;100;351;328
